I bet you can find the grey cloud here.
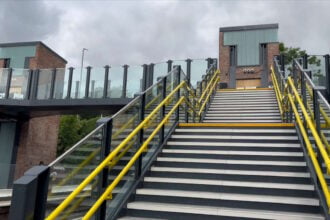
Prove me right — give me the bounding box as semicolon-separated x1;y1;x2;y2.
1;0;330;68
0;0;62;42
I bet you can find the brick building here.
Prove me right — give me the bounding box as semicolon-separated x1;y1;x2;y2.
0;41;67;188
219;24;279;88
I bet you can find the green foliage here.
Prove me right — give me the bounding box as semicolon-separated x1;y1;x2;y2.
57;115;99;156
279;42;321;74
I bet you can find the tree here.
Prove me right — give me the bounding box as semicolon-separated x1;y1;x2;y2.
279;42;321;71
57;115;99;155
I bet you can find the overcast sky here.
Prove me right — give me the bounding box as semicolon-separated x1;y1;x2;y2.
0;0;329;67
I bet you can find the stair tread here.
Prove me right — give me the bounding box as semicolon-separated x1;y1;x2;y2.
124;201;324;220
135;189;319;206
143;177;314;190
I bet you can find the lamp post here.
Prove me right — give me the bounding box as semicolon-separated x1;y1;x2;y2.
80;48;88;93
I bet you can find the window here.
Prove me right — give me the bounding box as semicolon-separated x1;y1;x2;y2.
3;58;10;68
260;44;267;65
230;46;237;66
24;57;32;69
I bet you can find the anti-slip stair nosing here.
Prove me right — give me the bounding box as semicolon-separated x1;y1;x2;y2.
124;202;324;220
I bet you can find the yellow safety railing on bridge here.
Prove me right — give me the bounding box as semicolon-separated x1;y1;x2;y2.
271;65;330;213
46;68;220;219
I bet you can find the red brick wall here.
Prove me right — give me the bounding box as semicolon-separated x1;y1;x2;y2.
267;43;280;80
0;59;4;68
14;43;66;179
219;32;230;83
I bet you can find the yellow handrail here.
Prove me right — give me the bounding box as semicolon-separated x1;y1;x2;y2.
46;81;187;220
288;93;330;211
270;66;284;118
47;68;220;219
271;66;330;212
83;97;185;219
198;74;220;116
287;78;330;172
198;70;219;104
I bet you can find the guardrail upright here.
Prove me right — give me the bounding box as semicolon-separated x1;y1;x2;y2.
66;67;74;99
325;54;330;102
174;65;181;122
95;117;113;220
103;65;110;98
49;68;57;99
135;93;145;180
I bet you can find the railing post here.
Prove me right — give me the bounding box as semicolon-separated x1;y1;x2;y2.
159;77;167;142
303;54;308;70
49;68;56;99
66;67;74;99
149;63;154;87
135;93;145;179
312;87;324;171
280;54;285;78
103;65;110;98
206;57;212;68
25;69;34;99
167;60;173;72
141;64;148;91
292;61;298;89
5;68;12;99
85;66;92;98
174;65;181;122
31;69;40;100
186;59;192;86
9;166;50;220
324;54;330;102
301;72;307;130
122;64;128;98
95;117;112;220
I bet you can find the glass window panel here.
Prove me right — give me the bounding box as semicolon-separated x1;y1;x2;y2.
173;60;187;75
153;62;167;84
0;69;8;99
126;65;143;98
191;59;208;88
71;68;87;99
109;66;124;98
89;67;105;98
10;69;29;100
54;68;66;99
36;69;52;100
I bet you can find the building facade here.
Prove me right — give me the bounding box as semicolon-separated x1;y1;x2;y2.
0;42;67;189
219;24;279;89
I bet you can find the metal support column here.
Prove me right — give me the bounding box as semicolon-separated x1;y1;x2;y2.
122;65;128;98
31;69;40;100
85;66;92;98
25;69;33;99
324;54;330;102
66;67;74;99
49;68;57;99
135;93;145;179
186;59;192;86
5;68;13;99
174;65;181;122
141;64;148;91
279;54;285;78
159;77;166;142
103;65;110;98
9;166;50;220
167;60;173;72
95;118;112;220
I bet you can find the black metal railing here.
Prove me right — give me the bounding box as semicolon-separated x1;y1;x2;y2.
0;58;217;102
9;63;219;220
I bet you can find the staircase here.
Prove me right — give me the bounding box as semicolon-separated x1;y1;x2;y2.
204;89;282;123
118;88;325;220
